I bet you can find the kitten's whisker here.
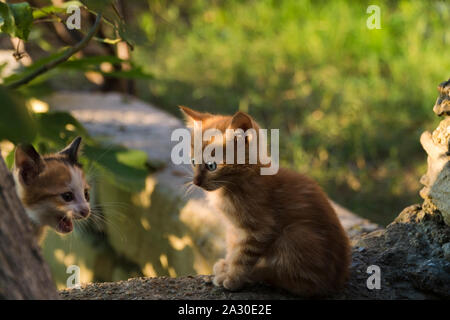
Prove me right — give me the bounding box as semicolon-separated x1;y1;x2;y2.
181;181;199;199
88;211;127;243
84;143;116;178
178;164;194;175
84;214;103;231
76;219;90;234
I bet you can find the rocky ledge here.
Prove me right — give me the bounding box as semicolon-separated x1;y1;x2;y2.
61;203;450;300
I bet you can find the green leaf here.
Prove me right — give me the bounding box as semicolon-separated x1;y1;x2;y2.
81;0;113;12
0;86;36;144
32;1;85;19
0;2;15;35
32;6;64;20
118;21;136;48
101;67;153;80
3;53;153;88
5;148;15;169
33;111;148;191
115;149;149;170
2;49;68;85
0;62;8;77
62;55;123;69
59;55;153;79
9;2;33;40
83;144;148;192
34;111;89;145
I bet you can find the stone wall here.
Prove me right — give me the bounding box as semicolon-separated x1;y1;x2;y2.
420;79;450;226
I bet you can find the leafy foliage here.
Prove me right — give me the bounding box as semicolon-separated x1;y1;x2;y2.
0;1;152;192
0;0;151;88
0;86;36;144
0;87;149;192
59;56;153;79
2;54;152;88
32;1;84;19
0;2;33;40
0;3;15;35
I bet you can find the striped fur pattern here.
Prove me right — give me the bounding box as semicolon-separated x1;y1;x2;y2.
180;106;351;297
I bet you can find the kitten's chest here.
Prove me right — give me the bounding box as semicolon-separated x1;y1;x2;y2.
207;189;240;223
207;189;235;212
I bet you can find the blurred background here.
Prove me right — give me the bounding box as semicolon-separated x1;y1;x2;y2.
0;0;448;288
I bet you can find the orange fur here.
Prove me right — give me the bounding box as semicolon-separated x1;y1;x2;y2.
181;106;351;297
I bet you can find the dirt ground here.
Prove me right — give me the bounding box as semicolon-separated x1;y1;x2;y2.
60;275;298;300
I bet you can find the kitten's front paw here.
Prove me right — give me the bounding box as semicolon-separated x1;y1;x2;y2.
213;259;228;275
213;274;226;287
223;275;245;291
213;259;228;287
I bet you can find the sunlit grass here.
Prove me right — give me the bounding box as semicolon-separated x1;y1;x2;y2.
134;0;449;225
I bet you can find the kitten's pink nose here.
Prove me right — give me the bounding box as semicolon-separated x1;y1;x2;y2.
79;208;90;218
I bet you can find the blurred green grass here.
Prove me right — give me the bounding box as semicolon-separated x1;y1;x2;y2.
132;0;449;225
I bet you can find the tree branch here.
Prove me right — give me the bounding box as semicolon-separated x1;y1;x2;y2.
6;12;103;90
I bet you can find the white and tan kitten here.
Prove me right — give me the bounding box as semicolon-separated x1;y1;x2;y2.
13;137;91;242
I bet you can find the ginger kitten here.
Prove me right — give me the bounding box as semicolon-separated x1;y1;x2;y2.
13;137;91;242
180;106;351;297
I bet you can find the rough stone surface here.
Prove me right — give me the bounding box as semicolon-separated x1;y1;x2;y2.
60;275;298;300
60;203;450;300
433;79;450;116
348;203;450;299
420;79;450;226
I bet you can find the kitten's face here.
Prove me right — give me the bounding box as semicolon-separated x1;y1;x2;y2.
190;156;236;191
180;106;260;192
13;137;90;234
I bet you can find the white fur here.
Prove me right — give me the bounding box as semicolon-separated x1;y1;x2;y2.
67;166;89;216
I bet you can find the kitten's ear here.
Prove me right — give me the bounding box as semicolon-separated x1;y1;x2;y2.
59;136;82;163
14;144;45;185
179;106;211;128
230;111;255;131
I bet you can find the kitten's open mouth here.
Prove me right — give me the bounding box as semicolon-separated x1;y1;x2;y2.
56;216;73;233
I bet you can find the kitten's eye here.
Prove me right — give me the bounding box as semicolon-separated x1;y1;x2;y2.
206;161;217;171
61;192;74;202
84;189;90;201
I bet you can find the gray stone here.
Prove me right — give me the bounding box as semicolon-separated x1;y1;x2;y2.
60;204;450;299
420;80;450;226
443;242;450;262
433;79;450;116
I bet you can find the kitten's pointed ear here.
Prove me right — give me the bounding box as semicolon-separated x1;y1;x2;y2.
179;106;211;128
60;136;82;163
230;111;255;132
14;144;45;185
